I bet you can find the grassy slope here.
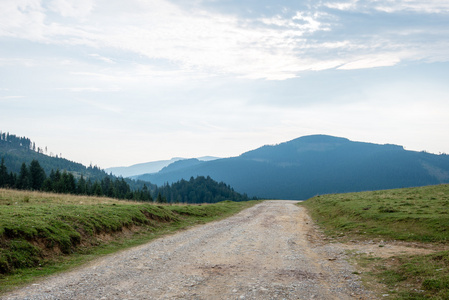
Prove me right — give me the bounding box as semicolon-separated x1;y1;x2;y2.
0;189;260;293
301;184;449;299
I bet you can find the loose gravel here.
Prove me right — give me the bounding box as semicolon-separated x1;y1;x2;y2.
2;201;374;299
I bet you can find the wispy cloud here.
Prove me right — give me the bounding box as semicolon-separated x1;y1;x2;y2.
47;0;95;18
323;0;449;13
373;0;449;14
55;86;121;92
338;53;401;70
1;0;448;81
323;1;359;11
88;54;115;64
0;95;25;100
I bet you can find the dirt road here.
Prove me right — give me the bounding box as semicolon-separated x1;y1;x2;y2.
3;201;373;299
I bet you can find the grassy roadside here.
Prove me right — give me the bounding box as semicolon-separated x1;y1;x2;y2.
0;189;261;293
300;184;449;299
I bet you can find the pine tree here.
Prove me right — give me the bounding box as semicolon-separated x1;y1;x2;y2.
8;172;17;188
29;160;46;190
92;181;103;196
42;177;53;192
0;158;7;187
62;172;76;194
77;175;87;195
52;170;64;193
17;163;31;190
156;192;163;203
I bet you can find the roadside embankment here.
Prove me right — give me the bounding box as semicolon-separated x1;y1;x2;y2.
0;188;259;292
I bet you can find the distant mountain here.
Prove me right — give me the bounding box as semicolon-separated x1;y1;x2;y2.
106;158;184;178
136;135;449;199
106;156;220;178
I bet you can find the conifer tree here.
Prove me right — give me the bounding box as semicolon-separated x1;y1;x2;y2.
77;175;87;195
61;172;76;194
92;181;103;196
17;163;31;190
0;158;7;187
29;160;46;190
156;192;163;203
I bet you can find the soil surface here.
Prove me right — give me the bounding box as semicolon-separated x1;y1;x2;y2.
3;201;378;299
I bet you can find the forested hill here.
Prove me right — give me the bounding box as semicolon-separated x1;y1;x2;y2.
0;132;107;181
155;176;249;203
136;135;449;200
0;132;251;204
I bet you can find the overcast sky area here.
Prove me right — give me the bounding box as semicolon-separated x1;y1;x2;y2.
1;0;449;168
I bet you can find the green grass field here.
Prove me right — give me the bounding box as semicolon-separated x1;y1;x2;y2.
301;184;449;299
0;189;259;293
301;184;449;242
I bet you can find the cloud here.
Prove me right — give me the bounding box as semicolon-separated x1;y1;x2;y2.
323;0;449;13
337;54;401;70
323;1;359;11
55;87;121;92
0;0;336;80
1;0;449;81
0;0;46;40
259;11;327;33
373;0;449;14
48;0;95;18
88;54;115;64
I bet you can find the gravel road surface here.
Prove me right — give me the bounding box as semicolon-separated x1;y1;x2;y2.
3;201;373;299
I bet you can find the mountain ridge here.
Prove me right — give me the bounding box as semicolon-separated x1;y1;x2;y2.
135;134;449;199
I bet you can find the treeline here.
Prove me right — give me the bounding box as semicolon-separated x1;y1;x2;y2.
0;132;159;194
0;131;52;156
155;176;251;203
0;132;34;151
0;158;251;204
0;158;154;201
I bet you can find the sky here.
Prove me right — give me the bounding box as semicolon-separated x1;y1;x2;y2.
1;0;449;168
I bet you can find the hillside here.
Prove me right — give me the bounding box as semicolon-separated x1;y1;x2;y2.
0;132;251;204
136;135;449;199
0;133;108;182
0;132;159;194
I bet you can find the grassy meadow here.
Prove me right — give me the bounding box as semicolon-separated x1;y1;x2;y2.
302;184;449;299
0;189;259;292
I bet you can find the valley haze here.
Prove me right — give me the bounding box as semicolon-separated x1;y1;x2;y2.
105;156;220;178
